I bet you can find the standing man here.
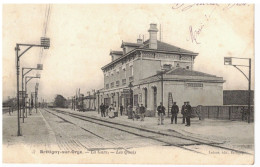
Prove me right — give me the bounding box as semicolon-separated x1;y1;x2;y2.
8;106;12;116
171;102;179;124
181;102;186;124
157;102;166;125
100;103;105;117
139;104;146;121
120;104;124;116
186;101;192;126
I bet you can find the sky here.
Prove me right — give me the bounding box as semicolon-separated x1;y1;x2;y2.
2;4;254;102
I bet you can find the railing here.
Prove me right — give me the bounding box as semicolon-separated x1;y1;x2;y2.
190;105;254;122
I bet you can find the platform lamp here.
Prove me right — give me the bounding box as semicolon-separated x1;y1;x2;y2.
22;64;43;122
224;57;252;123
128;82;134;106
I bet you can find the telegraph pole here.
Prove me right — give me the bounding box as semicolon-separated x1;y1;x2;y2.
248;59;251;123
15;44;21;136
224;57;252;123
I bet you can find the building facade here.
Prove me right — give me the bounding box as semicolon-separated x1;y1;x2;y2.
97;23;225;114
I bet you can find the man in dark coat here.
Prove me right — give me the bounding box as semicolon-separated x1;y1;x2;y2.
181;102;186;124
120;104;124;116
157;102;166;125
139;104;146;121
171;102;179;124
100;103;105;117
185;101;192;126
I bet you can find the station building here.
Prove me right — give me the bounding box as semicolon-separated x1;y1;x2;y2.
97;23;225;113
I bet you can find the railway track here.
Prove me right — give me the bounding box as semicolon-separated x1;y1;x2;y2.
43;108;251;155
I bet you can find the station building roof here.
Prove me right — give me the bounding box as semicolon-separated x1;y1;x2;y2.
102;40;198;70
139;68;225;85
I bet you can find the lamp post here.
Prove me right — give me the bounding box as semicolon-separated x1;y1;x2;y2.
73;96;76;111
128;82;133;106
35;83;39;113
224;57;252;123
15;37;49;136
25;75;41;118
22;64;43;121
97;90;100;114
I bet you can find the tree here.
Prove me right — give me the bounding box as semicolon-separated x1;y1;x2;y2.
54;94;67;108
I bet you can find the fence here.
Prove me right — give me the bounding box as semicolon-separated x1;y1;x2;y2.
192;105;254;122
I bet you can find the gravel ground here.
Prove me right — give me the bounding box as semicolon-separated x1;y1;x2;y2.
2;108;254;164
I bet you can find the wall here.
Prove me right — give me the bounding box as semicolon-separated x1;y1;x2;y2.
223;90;254;105
163;81;223;108
194;105;254;122
133;58;161;84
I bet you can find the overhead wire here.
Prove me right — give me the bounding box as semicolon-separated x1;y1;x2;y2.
36;4;52;98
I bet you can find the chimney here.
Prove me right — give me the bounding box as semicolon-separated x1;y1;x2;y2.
137;38;143;44
148;23;158;49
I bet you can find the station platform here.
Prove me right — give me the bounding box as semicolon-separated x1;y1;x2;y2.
58;108;254;153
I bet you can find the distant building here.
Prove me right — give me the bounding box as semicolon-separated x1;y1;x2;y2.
97;23;225;113
223;90;254;105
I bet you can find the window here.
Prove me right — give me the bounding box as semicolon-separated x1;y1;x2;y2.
162;64;172;70
130;65;133;76
111;82;114;88
116;81;120;87
134;94;138;106
122;79;126;85
106;84;109;89
186;83;203;87
129;76;134;82
186;66;189;69
124;69;126;78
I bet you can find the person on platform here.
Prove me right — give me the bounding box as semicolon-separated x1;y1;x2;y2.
120;104;124;116
100;103;105;117
181;102;187;124
108;104;116;118
185;101;192;127
133;103;140;121
157;102;166;125
8;106;12;116
171;102;179;124
139;104;146;121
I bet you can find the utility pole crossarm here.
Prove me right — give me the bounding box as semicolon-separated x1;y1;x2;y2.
23;69;33;77
26;78;34;84
233;65;249;81
18;46;33;58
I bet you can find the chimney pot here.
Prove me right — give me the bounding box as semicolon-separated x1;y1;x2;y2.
137;38;143;44
148;23;158;49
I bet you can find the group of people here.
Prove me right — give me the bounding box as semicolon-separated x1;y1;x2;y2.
99;103;147;121
157;101;192;126
100;101;192;126
99;103;125;118
131;104;146;121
